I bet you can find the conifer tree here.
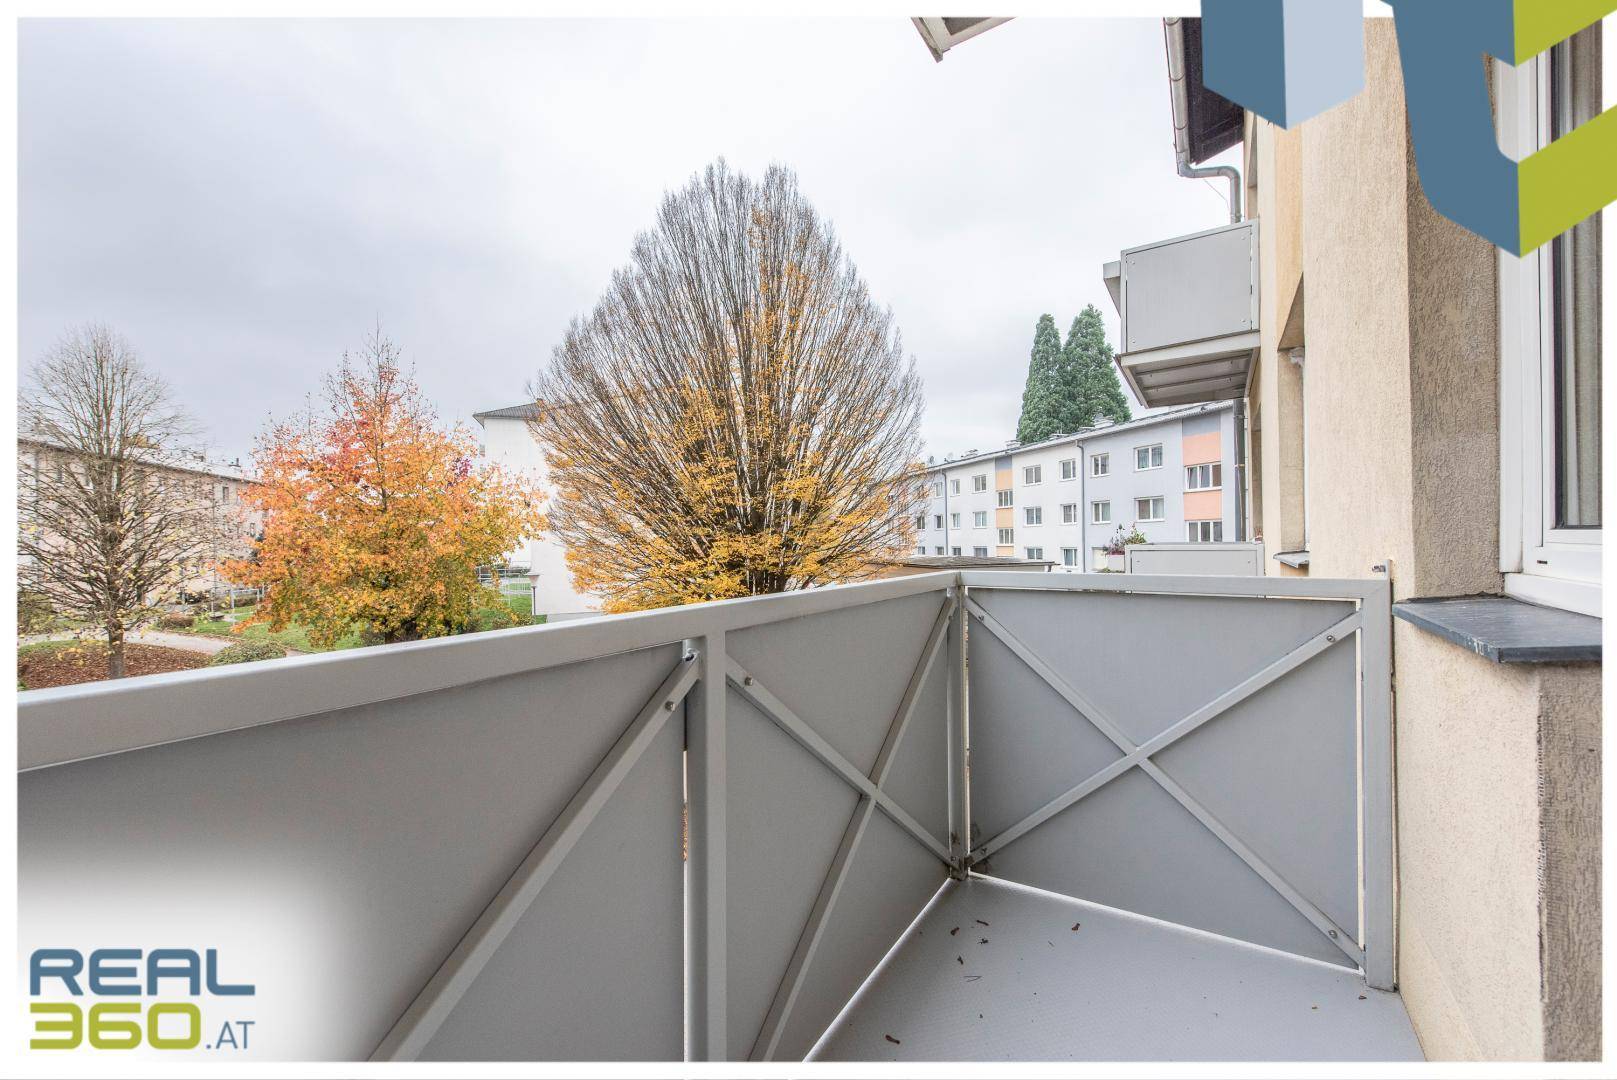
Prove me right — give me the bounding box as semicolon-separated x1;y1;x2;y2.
1015;314;1064;443
1063;304;1131;427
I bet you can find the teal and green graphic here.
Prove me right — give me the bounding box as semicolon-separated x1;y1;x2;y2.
1201;0;1616;256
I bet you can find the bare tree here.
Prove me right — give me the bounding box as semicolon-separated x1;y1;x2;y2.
19;325;224;677
530;160;924;612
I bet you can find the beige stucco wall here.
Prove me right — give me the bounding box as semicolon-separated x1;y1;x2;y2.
1249;120;1308;564
1392;625;1545;1059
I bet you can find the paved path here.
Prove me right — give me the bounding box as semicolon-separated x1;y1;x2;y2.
20;628;234;655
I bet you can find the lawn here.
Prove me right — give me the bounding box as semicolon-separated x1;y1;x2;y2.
179;591;543;654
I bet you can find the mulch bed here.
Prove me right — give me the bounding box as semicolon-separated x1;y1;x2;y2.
19;641;208;689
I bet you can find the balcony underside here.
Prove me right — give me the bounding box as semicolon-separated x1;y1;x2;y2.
813;877;1422;1062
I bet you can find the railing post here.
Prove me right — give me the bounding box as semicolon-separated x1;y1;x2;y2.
684;632;727;1060
1360;572;1397;991
946;583;970;879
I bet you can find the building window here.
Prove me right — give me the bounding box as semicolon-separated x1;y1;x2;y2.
1498;30;1603;616
1135;444;1163;471
1187;520;1224;543
950;479;961;496
973;511;988;528
1060;458;1078;480
932;481;944;498
1185;463;1222;491
1092;453;1110;477
1023;464;1042;485
1136;497;1166;522
973;474;989;492
935;547;945;555
1024;506;1043;526
1061;502;1079;524
1062;547;1079;567
1025;547;1044;561
916;545;926;555
951;546;963;556
997;489;1013;508
1091;500;1111;525
998;528;1014;545
950;513;962;529
933;515;944;530
973;546;989;557
915;514;926;530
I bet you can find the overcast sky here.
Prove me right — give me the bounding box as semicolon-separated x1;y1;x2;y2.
20;17;1239;467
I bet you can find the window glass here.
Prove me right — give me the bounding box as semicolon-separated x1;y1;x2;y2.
1092;500;1111;524
1092;454;1110;476
1551;34;1601;528
997;489;1013;507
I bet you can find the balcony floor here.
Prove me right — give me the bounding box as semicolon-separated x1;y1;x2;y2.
811;877;1423;1062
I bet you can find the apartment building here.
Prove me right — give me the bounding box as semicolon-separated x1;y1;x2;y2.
914;402;1240;572
16;437;262;599
473;402;600;619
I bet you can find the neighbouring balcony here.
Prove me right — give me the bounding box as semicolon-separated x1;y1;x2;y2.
18;571;1420;1062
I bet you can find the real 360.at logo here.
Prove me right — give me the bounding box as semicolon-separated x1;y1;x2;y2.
28;948;258;1052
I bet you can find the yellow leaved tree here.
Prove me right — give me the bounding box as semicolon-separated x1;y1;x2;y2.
226;330;543;647
530;160;925;613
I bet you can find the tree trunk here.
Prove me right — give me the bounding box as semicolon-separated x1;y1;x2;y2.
106;622;126;679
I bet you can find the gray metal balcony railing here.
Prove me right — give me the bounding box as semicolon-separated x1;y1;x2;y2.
17;571;1418;1062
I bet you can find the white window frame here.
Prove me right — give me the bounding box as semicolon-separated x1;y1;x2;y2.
1059;458;1078;481
1186;519;1224;543
1136;496;1166;523
950;512;962;529
1023;464;1043;486
1185;463;1222;492
997;528;1014;546
951;546;963;557
973;510;989;529
1091;500;1111;525
1024;506;1043;527
1134;444;1163;471
950;478;961;496
1062;547;1080;568
935;547;945;556
933;515;944;530
997;489;1014;508
1496;45;1603;617
1091;453;1110;477
1025;546;1045;561
973;546;989;557
932;481;944;498
973;473;989;493
1061;502;1079;525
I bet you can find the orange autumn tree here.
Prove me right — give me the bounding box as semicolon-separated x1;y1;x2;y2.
227;330;542;647
531;160;924;613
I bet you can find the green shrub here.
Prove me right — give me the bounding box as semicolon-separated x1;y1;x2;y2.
19;590;58;635
206;641;289;667
159;613;196;630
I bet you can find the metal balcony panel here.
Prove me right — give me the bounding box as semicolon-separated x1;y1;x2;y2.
1121;221;1258;355
18;643;687;1061
418;715;685;1061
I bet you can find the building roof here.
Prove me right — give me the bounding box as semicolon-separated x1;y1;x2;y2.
17;436;255;484
1172;18;1245;165
922;400;1234;476
472;402;543;424
881;555;1054;571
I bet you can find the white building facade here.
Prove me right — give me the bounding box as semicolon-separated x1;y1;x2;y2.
473;403;600;619
914;402;1242;572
